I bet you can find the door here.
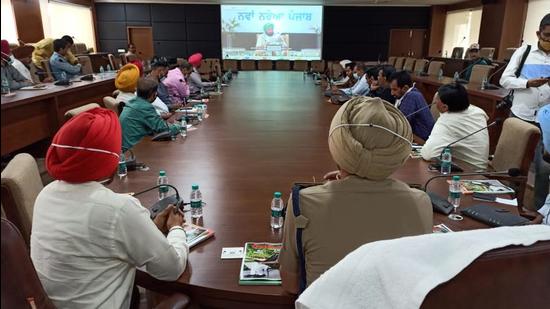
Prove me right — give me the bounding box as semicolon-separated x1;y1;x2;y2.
410;29;427;58
388;29;411;57
127;27;154;60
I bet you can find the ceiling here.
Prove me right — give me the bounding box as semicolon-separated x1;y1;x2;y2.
94;0;466;6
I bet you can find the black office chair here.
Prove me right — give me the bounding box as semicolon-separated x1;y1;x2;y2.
451;47;464;59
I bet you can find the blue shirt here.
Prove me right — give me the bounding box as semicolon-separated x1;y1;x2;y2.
341;74;370;96
50;52;81;80
397;88;435;141
538;104;550;152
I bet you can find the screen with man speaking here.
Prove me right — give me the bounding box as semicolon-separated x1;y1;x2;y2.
221;5;323;61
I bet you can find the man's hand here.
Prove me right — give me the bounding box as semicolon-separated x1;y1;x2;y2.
153;204;176;234
527;78;549;88
161;112;173;120
43;77;54;83
167;206;185;230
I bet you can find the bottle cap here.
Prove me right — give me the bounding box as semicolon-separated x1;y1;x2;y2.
444;147;451;153
192;184;199;190
274;192;282;198
452;175;460;181
159;170;166;176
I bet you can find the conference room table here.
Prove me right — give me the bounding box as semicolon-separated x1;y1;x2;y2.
1;73;117;156
107;72;520;308
411;73;510;153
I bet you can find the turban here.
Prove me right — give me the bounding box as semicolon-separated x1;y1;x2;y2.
339;60;351;69
115;63;140;92
188;53;203;67
328;97;412;180
46;107;121;183
1;40;10;60
264;23;274;32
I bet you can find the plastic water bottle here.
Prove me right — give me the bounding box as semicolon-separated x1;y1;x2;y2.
453;71;459;81
444;50;448;58
190;184;203;218
180;118;187;137
437;68;443;80
106;64;112;72
481;76;487;90
157;170;169;200
441;148;452;175
1;77;10;95
197;106;203;122
303;71;306;80
200;87;205;97
99;65;104;77
448;175;461;211
118;151;127;178
60;71;67;82
270;192;284;229
216;76;221;92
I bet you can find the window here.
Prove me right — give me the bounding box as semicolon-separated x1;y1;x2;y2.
1;0;18;43
40;0;96;51
442;8;482;58
522;0;550;47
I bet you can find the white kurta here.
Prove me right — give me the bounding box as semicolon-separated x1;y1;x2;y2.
30;181;188;309
421;105;489;170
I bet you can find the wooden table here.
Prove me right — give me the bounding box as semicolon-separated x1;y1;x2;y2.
411;74;510;153
106;72;519;308
1;73;116;156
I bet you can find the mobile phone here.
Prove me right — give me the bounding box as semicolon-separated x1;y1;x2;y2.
472;192;497;202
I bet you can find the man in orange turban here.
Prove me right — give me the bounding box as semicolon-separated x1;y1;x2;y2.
31;107;188;308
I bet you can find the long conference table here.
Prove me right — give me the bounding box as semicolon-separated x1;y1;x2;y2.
105;72;520;308
1;73;117;156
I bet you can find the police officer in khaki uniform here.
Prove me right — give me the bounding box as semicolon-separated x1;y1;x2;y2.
279;96;433;294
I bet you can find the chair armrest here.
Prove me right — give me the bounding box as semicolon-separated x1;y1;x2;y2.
153;293;190;309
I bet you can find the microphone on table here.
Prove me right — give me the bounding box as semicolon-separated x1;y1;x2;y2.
454;64;473;84
132;184;186;219
405;102;435;118
482;61;509;90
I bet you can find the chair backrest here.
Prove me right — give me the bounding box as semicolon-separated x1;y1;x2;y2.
388;56;397;67
40;59;53;80
77;55;93;75
103;96;121;115
0;153;44;246
120;53;128;65
394;57;406;70
491;117;540;175
1;218;56;309
502;48;517;62
64;103;101;120
108;54;122;70
258;60;272;70
403;58;416;72
427;61;445;76
413;59;429;73
330;62;343;79
293;60;308;71
422;241;550;308
469;64;494;84
479;47;495;59
74;43;88;54
275;60;290;71
240;60;256;71
223;60;238;72
451;47;464;59
310;60;325;73
11;45;34;60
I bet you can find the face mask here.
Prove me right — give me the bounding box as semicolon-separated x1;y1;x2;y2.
353;73;359;79
539;39;550;52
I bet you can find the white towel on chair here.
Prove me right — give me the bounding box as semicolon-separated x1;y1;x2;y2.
296;225;550;309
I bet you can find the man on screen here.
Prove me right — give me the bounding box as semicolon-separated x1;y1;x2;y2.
255;23;288;56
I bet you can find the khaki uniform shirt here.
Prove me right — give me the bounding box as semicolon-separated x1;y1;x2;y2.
279;175;433;289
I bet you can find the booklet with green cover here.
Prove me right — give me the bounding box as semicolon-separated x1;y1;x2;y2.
239;242;282;285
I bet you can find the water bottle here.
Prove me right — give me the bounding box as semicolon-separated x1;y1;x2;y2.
190;184;203;218
99;65;104;77
444;50;448;58
303;71;306;80
200;87;205;97
197;105;203;122
157;170;169;200
448;175;461;211
1;77;10;95
60;71;67;82
216;76;221;93
118;151;127;178
481;76;487;90
441;147;452;175
180;118;187;138
437;68;443;80
453;71;459;81
270;192;284;229
106;64;112;72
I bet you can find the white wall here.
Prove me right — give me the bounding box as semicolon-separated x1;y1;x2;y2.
442;8;482;58
1;0;18;43
522;0;550;47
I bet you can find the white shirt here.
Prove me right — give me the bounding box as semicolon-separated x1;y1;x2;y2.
341;74;370;96
31;181;188;309
116;91;136;104
539;195;550;225
152;97;170;115
10;55;32;81
421;105;489;170
500;44;550;122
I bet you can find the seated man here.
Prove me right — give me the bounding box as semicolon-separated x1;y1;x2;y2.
370;65;396;104
1;39;32;81
324;62;355;97
390;70;435;142
115;63;139;104
255;23;288;56
279;96;433;294
50;38;82;80
328;63;370;105
119;78;180;151
164;60;192;105
31;107;188;308
146;57;179;119
537;104;550;225
1;40;32;90
463;43;491;81
187;53;216;97
420;83;489;169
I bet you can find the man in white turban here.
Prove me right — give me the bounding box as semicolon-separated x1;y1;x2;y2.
279;96;433;294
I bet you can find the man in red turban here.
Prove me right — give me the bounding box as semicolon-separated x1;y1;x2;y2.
187;52;216;98
1;39;33;91
31;107;188;308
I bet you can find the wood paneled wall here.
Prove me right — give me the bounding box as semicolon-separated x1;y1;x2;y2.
11;0;44;43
